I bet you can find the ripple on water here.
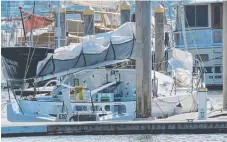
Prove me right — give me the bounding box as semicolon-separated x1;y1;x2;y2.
2;134;227;142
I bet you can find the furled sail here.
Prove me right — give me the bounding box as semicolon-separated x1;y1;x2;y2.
173;48;193;71
168;48;193;87
36;22;135;77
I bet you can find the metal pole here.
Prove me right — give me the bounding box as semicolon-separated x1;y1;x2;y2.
57;1;61;48
86;88;95;113
18;6;26;43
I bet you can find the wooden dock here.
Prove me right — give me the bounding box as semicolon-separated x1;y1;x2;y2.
2;112;227;137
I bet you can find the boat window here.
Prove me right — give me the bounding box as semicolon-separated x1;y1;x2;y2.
114;105;126;114
215;75;222;79
213;6;221;28
212;4;223;29
205;67;213;73
90;106;102;111
185;5;208;27
213;30;222;43
215;66;221;73
195;54;209;62
105;105;110;111
101;96;110;102
73;105;88;111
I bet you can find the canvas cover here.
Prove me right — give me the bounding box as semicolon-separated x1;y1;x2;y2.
168;48;193;87
36;22;135;77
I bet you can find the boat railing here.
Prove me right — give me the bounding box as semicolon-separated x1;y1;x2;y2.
5;78;35;89
212;29;222;45
43;79;58;88
70;96;136;103
6;78;34;83
112;60;135;69
174;28;223;48
1;25;85;48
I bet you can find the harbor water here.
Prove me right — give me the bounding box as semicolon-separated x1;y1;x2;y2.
2;133;227;142
1;90;227;141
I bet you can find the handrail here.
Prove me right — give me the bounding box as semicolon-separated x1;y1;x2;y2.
42;10;120;15
44;79;58;88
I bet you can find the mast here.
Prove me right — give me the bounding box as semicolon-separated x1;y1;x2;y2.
57;1;61;48
135;1;152;118
55;1;67;48
179;1;187;51
223;1;227;109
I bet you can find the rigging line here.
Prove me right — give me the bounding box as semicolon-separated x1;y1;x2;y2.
169;81;175;96
154;101;166;117
174;77;181;103
179;2;192;72
19;7;27;42
24;11;53;79
156;94;191;104
21;48;32;96
17;11;32;90
24;28;37;78
9;79;24;115
85;10;94;36
183;2;204;68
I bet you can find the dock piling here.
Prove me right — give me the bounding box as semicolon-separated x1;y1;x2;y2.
135;1;152;118
154;4;165;72
120;1;131;25
83;6;95;35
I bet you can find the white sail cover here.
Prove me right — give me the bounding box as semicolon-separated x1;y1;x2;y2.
168;48;193;71
168;48;193;87
36;22;135;77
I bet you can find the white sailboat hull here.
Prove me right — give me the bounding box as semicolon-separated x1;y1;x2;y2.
8;93;197;122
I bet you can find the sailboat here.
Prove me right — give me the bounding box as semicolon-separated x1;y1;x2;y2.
1;1;55;88
4;0;208;123
6;20;200;122
1;1;125;89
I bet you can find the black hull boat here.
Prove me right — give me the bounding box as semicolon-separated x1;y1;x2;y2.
1;47;54;88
